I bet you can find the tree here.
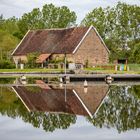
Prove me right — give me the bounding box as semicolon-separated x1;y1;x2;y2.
18;4;77;36
0;15;20;61
0;14;4;29
26;52;40;68
0;29;19;60
131;43;140;63
81;2;140;62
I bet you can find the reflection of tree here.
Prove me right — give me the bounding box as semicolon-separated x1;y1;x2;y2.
88;85;140;133
130;85;140;99
0;87;76;132
42;113;76;132
0;78;15;84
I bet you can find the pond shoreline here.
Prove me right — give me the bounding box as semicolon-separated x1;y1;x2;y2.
0;73;140;82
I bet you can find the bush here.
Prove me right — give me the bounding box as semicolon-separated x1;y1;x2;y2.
26;52;40;68
0;60;15;69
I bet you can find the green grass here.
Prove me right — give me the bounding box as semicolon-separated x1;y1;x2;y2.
0;68;64;73
0;64;140;74
84;64;140;74
128;64;140;71
84;69;140;74
0;68;139;74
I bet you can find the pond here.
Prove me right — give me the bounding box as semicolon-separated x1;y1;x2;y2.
0;77;140;140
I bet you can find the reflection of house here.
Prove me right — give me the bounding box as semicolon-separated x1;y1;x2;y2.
12;86;89;116
12;83;109;118
12;26;109;68
73;84;109;116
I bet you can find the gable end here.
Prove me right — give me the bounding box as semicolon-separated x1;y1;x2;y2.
72;26;110;54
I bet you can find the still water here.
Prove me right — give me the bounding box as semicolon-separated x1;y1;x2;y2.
0;78;140;140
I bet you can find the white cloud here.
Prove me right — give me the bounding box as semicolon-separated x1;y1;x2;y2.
0;0;140;23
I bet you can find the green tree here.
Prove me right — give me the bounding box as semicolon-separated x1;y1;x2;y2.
0;14;4;29
26;52;40;68
18;8;44;35
0;29;19;60
131;43;140;63
0;15;20;62
81;2;140;62
18;4;77;36
1;17;19;34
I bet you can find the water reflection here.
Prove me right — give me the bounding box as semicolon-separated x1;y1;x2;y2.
89;85;140;133
12;83;109;118
0;80;140;134
0;86;76;132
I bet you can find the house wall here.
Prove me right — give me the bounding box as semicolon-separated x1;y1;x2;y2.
67;29;109;66
13;55;27;63
51;54;64;61
73;84;109;114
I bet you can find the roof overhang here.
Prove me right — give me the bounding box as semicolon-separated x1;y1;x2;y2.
36;53;51;63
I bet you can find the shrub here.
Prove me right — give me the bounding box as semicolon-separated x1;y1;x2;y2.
0;60;15;69
26;52;40;68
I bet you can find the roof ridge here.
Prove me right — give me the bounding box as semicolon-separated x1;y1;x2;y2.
29;26;88;32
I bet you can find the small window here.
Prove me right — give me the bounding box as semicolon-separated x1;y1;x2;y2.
75;63;83;69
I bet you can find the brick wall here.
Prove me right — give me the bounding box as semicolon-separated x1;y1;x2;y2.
67;29;109;66
13;55;27;63
73;84;109;114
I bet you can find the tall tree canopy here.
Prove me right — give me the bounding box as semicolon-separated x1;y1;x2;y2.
0;15;19;60
81;2;140;62
18;4;77;35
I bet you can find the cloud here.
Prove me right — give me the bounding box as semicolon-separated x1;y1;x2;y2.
0;0;140;23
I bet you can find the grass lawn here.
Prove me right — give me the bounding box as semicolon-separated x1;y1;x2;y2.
0;64;139;74
84;69;140;74
84;64;140;74
0;68;139;74
0;69;64;73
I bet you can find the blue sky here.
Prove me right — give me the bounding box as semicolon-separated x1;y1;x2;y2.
0;0;140;23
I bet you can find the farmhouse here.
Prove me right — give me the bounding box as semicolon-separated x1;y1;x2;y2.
12;26;110;68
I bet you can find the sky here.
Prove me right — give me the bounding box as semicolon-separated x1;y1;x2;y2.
1;115;140;140
0;0;140;23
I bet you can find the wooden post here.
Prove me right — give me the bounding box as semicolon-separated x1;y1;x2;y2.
115;65;117;71
14;59;18;69
64;53;66;75
64;84;67;102
41;63;43;68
